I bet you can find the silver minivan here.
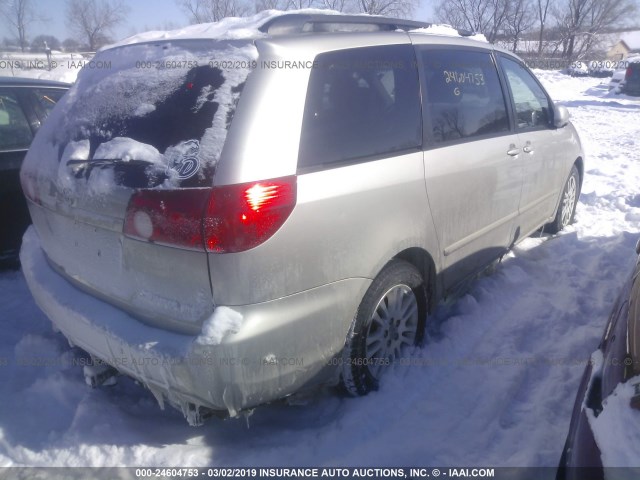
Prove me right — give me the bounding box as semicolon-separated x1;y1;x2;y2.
20;13;583;425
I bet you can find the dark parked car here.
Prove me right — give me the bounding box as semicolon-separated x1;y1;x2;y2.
0;77;69;268
621;60;640;96
558;244;640;479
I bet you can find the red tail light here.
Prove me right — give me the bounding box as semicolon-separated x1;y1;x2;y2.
123;189;210;249
123;176;297;253
204;176;297;253
626;67;633;80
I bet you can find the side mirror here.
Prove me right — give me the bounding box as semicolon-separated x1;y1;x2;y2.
554;105;570;128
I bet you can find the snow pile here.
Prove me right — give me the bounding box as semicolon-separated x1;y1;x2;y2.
92;137;164;164
106;9;341;49
85;167;116;196
410;25;488;42
0;51;86;83
57;140;90;192
589;377;640;466
195;307;244;346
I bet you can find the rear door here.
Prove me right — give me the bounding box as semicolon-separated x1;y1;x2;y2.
262;43;431;302
20;40;256;332
416;46;522;288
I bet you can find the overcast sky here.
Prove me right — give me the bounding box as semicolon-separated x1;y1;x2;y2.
19;0;433;44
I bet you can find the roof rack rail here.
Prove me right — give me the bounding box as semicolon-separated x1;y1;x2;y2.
259;13;431;35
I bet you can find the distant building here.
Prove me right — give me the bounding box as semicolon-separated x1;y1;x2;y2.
608;31;640;60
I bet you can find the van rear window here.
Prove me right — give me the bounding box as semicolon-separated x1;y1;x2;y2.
51;40;256;189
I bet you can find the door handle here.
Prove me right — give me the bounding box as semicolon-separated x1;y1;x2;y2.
507;146;520;156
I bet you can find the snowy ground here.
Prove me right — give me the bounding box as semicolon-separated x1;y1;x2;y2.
1;71;640;469
0;51;87;83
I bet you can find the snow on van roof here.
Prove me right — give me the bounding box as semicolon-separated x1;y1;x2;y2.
105;9;342;49
410;24;488;42
106;10;487;50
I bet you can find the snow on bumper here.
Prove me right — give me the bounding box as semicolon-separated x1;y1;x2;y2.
20;227;367;423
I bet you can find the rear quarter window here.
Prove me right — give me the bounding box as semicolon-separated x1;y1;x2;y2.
298;44;422;169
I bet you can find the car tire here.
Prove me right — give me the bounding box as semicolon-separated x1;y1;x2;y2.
546;165;580;234
340;259;427;396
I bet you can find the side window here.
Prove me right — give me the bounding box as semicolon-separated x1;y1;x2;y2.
500;56;552;130
421;49;509;144
298;44;421;168
27;88;66;125
0;91;33;151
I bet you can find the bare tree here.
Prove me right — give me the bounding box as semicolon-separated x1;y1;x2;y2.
0;0;45;52
504;0;534;52
435;0;510;42
62;37;80;51
552;0;637;59
253;0;360;13
356;0;418;17
182;0;412;19
252;0;350;13
31;34;60;51
286;0;318;7
535;0;552;54
65;0;130;51
255;0;286;11
552;0;587;58
320;0;354;10
177;0;249;23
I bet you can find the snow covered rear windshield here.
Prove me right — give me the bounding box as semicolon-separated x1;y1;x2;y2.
54;39;257;189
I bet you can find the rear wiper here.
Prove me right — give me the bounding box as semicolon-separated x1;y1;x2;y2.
66;158;156;179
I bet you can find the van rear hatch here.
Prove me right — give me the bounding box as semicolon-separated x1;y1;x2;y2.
624;62;640;95
21;39;256;334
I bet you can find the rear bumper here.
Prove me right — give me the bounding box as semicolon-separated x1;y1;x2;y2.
622;83;640;96
20;227;369;422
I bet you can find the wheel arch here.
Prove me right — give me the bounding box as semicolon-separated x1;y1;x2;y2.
574;156;584;190
393;247;438;314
